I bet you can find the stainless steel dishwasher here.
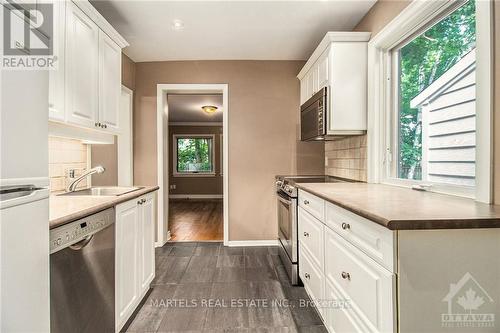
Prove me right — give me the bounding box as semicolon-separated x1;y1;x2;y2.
50;208;115;333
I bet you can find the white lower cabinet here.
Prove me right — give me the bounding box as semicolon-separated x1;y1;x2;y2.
299;244;325;319
298;189;396;333
115;192;156;332
324;228;395;333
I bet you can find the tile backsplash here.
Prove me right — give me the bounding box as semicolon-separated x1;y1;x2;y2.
325;134;367;182
49;137;89;192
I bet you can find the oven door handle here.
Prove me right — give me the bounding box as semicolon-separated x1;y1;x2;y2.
277;194;292;206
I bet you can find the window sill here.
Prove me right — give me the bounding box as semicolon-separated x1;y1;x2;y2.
173;173;217;178
380;178;475;200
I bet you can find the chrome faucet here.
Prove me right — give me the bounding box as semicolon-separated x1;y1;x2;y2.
66;166;105;192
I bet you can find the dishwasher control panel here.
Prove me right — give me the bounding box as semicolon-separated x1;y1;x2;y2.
50;208;114;254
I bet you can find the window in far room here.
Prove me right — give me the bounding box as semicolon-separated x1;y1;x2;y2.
173;135;215;175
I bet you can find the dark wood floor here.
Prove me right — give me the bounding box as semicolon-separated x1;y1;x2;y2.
169;199;223;241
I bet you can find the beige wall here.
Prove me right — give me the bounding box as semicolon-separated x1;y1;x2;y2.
324;0;411;181
134;60;325;241
91;53;136;186
122;53;136;91
168;125;223;196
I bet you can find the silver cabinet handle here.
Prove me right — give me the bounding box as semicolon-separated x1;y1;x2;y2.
303;232;309;237
304;200;310;205
341;271;351;280
304;273;310;280
141;198;146;204
95;122;99;127
341;223;351;230
137;200;142;205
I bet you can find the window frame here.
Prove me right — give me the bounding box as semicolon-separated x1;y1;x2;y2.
367;0;493;202
172;134;216;177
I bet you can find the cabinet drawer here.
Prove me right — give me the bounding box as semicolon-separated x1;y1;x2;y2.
325;278;366;333
298;207;324;269
299;190;325;222
324;227;395;333
299;244;325;318
325;202;395;272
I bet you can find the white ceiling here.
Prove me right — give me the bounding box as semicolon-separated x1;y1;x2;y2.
90;1;376;62
167;94;223;122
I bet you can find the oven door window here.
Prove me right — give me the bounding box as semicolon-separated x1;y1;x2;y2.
278;195;291;240
277;192;297;262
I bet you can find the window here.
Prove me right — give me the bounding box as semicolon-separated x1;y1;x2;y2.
387;1;479;194
173;135;215;176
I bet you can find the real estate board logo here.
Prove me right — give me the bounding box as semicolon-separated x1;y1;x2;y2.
2;1;56;69
441;272;495;328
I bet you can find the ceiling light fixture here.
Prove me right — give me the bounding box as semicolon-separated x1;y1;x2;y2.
202;105;218;114
172;19;184;31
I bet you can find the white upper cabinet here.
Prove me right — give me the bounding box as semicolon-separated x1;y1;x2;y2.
65;1;99;128
298;32;371;135
48;0;66;122
98;30;121;133
49;0;128;134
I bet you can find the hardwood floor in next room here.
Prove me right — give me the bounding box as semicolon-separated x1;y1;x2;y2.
169;200;223;241
123;242;326;333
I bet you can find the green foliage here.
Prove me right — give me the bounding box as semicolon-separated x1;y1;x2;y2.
177;138;213;172
398;1;476;179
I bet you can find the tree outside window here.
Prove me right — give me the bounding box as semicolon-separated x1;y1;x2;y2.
175;136;214;174
396;1;476;180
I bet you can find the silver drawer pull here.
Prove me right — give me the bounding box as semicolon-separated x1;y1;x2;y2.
341;271;351;280
304;273;310;280
304;200;310;205
341;223;351;230
303;232;309;237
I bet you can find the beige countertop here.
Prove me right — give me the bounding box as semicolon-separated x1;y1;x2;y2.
296;183;500;230
50;186;159;229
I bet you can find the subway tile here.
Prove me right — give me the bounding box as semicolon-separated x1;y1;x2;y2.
360;135;368;147
49;164;63;177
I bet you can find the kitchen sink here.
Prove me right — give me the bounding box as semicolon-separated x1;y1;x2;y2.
58;186;144;197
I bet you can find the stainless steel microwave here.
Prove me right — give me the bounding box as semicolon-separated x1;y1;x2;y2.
300;87;329;141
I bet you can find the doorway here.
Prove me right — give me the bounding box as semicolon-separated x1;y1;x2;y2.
156;84;228;245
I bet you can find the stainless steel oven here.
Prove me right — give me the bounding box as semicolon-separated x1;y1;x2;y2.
277;187;298;284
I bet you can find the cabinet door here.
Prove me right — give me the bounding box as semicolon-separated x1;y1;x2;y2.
300;77;308;105
138;194;155;293
48;0;65;122
98;30;121;132
317;49;329;90
324;227;395;333
115;200;139;331
65;2;98;129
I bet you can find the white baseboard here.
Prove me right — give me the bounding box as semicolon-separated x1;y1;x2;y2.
226;240;279;247
169;194;223;199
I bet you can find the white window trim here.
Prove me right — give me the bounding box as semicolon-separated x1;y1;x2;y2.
172;134;216;177
367;0;493;202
